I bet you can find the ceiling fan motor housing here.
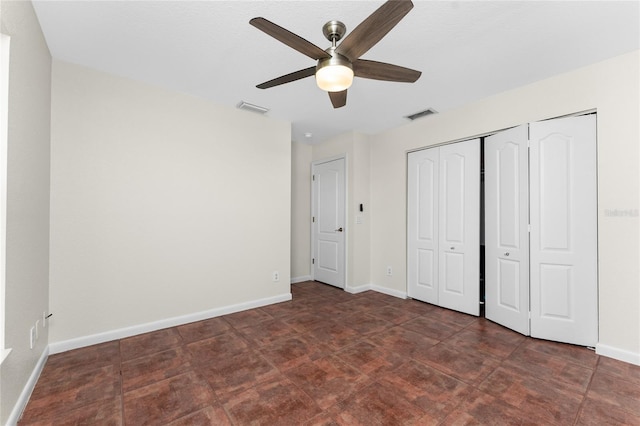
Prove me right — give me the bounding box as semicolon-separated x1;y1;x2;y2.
322;20;347;43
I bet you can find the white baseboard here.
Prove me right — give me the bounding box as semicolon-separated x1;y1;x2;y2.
7;346;49;426
596;342;640;366
291;275;312;284
370;284;408;299
345;283;407;300
345;283;371;294
49;293;292;355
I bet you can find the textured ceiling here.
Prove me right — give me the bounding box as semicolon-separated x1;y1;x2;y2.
32;1;639;144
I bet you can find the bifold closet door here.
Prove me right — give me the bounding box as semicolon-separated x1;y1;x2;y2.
485;125;530;335
485;115;598;347
408;139;480;316
529;115;597;347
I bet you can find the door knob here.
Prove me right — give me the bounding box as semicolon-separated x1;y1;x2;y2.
504;252;510;256
335;227;343;232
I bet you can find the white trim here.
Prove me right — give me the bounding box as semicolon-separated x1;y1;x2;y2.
596;343;640;366
345;284;371;294
291;275;312;284
49;293;291;355
0;33;11;365
370;284;408;299
7;346;49;426
345;283;408;300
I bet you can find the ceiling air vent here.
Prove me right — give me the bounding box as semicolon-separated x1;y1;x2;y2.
405;108;438;121
236;101;269;115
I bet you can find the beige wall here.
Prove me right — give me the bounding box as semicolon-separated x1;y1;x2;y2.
291;141;312;281
49;60;291;344
368;51;639;361
0;0;51;423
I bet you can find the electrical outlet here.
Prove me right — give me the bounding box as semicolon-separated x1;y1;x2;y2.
29;326;35;349
386;266;393;276
273;271;280;282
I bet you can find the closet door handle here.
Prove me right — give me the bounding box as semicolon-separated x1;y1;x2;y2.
504;252;510;257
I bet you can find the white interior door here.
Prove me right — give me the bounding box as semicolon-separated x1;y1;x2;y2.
407;148;439;304
485;125;530;335
529;115;597;346
312;158;346;288
438;139;480;316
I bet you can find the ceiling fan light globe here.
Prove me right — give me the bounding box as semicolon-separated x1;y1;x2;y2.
316;65;354;92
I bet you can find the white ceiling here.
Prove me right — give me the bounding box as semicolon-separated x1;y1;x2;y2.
32;1;639;144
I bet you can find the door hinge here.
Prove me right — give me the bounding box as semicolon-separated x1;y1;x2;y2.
312;174;315;181
312;258;315;264
312;216;315;223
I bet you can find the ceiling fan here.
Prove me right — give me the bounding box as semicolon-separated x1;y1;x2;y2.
250;0;421;109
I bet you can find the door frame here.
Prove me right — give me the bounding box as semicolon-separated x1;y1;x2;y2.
311;154;347;288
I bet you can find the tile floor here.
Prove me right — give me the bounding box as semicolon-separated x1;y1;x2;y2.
19;281;640;425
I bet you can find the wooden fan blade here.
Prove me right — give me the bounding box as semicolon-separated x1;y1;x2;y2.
335;0;413;61
250;17;331;60
329;90;347;108
257;67;316;89
353;59;421;82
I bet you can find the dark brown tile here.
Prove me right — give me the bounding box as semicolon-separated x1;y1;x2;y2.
236;318;301;347
421;307;478;328
176;317;231;343
18;397;122;426
337;340;407;377
504;344;594;394
367;304;420;325
223;309;274;329
343;313;394;335
444;324;525;360
38;341;120;382
166;405;233;426
223;377;321;425
283;311;333;332
285;355;372;410
368;326;439;358
398;299;440;316
302;320;363;351
441;389;541;426
401;316;462;341
337;296;392;312
258;300;309;318
21;365;121;422
587;370;640;416
412;343;501;385
199;350;280;399
378;360;471;417
596;355;640;386
479;365;584;425
328;381;427;425
120;328;183;361
520;338;598;369
123;372;215;425
259;335;325;371
121;347;192;392
576;395;640;426
186;331;251;365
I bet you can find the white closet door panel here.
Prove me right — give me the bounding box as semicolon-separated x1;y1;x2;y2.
530;115;597;346
438;139;480;316
408;149;439;304
485;125;530;335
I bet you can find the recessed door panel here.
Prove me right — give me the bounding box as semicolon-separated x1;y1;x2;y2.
485;125;530;335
